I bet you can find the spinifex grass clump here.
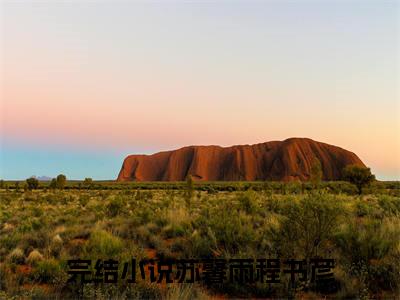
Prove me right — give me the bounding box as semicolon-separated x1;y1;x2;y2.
7;248;25;265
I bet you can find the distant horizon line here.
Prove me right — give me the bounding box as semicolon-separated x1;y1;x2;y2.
1;178;399;182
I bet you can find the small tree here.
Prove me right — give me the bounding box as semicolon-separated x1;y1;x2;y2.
26;177;39;190
310;157;323;188
278;193;344;267
49;178;57;189
342;165;375;195
56;174;67;189
83;178;93;188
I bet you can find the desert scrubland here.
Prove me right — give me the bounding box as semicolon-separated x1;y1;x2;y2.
0;181;399;299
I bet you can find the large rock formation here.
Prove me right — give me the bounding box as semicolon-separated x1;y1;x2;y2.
117;138;366;181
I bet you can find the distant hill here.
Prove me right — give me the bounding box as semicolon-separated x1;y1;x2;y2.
117;138;366;182
31;176;53;181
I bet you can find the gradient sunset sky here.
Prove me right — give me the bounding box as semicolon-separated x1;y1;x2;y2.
1;0;399;180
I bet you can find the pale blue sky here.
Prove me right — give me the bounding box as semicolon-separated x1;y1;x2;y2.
1;0;399;180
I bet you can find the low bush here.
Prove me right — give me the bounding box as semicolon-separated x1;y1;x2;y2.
7;248;25;264
85;230;124;258
26;249;44;266
106;197;126;217
32;259;64;284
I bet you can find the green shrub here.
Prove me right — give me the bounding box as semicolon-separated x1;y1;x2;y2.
378;195;400;216
19;230;49;251
106;197;125;217
32;259;64;284
56;174;67;189
189;229;217;258
162;224;185;238
237;191;258;213
342;165;375;195
85;230;124;258
83;178;93;188
79;194;90;207
192;206;254;256
335;218;399;294
276;193;344;259
356;201;372;217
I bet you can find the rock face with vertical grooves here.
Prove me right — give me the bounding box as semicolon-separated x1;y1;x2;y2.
117;138;366;181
